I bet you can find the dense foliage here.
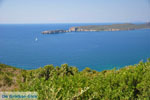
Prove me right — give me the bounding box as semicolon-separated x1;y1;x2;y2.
0;64;22;91
0;59;150;100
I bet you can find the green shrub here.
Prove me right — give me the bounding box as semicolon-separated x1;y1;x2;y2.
3;74;13;86
2;60;150;100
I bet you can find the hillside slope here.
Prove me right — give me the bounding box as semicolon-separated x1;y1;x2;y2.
0;59;150;99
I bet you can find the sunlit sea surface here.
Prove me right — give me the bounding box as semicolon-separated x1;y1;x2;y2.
0;23;150;71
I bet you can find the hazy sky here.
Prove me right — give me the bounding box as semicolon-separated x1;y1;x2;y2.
0;0;150;24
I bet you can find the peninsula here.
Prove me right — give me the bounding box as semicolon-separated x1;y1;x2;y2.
41;23;150;34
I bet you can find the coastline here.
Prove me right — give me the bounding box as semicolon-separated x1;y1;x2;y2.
41;23;150;34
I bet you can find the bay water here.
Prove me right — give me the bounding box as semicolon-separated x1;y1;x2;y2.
0;24;150;71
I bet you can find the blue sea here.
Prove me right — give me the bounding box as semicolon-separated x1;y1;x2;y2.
0;23;150;71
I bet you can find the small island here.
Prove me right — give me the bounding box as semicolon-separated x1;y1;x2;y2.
41;23;150;34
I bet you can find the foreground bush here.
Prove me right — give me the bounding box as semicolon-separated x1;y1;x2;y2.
16;59;150;100
1;59;150;99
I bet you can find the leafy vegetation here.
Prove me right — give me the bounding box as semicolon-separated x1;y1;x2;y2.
0;64;22;91
0;59;150;100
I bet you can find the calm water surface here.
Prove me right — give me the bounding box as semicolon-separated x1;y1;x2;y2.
0;24;150;71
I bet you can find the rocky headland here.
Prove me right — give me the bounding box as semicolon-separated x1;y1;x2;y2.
42;30;70;34
41;23;150;34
